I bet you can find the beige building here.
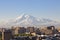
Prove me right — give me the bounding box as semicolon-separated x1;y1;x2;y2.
26;27;35;33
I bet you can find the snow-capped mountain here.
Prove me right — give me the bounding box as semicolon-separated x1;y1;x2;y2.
0;14;60;28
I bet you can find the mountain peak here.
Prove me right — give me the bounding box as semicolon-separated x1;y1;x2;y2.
16;14;34;20
0;14;60;28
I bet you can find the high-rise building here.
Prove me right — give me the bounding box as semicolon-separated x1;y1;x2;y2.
11;27;26;34
26;27;35;33
2;29;12;40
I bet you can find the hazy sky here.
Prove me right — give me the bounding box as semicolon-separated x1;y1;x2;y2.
0;0;60;22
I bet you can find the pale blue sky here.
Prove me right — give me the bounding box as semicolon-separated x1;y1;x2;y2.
0;0;60;22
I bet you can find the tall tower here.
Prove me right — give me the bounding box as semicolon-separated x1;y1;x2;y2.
2;29;5;40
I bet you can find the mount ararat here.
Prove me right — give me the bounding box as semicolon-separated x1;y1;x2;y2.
0;14;60;28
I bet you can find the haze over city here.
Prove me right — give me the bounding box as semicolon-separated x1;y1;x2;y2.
0;0;60;23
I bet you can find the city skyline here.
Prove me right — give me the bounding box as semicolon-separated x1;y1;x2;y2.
0;0;60;23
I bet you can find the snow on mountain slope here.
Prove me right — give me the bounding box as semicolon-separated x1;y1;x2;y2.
0;14;60;28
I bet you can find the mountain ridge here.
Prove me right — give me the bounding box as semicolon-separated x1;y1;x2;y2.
0;14;60;28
